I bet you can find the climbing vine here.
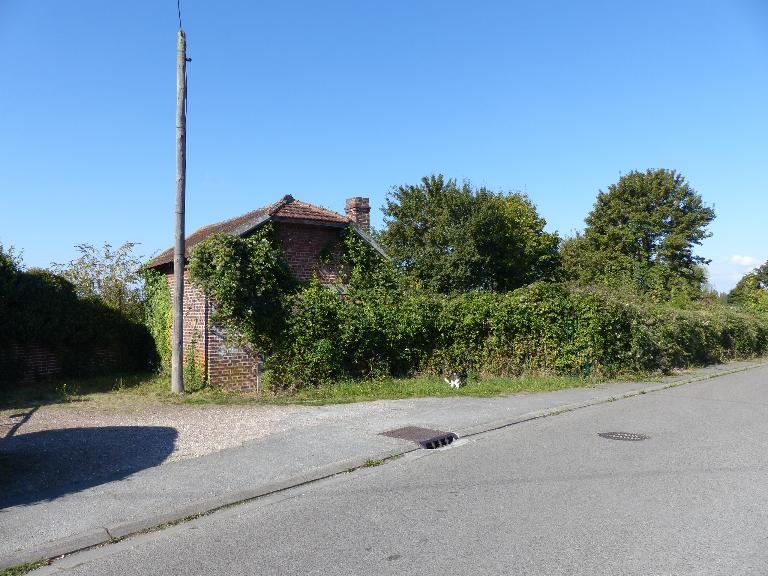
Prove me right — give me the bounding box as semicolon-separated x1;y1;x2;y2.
142;268;172;373
188;224;297;352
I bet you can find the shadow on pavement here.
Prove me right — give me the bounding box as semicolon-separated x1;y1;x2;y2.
0;426;177;508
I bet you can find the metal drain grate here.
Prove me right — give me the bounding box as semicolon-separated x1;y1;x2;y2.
380;426;459;449
419;433;458;449
598;432;649;441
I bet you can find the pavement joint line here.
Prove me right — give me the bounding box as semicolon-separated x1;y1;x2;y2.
9;358;767;574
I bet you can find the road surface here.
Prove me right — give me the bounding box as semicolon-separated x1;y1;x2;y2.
35;365;768;575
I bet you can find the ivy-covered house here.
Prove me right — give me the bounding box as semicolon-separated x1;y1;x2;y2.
147;195;383;391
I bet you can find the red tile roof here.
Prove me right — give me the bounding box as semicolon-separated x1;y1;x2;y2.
147;195;352;268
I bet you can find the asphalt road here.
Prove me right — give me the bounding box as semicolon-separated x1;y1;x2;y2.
36;366;768;575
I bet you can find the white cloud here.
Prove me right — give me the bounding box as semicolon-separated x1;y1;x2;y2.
730;255;759;267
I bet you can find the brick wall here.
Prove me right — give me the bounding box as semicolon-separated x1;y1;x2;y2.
165;270;208;375
164;222;347;391
206;325;261;392
165;270;261;391
276;222;345;282
5;342;62;382
1;342;120;384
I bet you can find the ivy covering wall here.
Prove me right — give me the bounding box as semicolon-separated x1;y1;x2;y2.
142;269;172;374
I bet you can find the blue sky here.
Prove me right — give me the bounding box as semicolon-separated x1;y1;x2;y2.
1;0;766;291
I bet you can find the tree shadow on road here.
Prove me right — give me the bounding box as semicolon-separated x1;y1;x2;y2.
0;425;177;508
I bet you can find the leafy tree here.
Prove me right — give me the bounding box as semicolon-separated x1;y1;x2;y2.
380;174;560;293
727;260;768;313
753;260;768;289
0;243;23;277
585;169;714;276
565;169;715;298
51;242;144;322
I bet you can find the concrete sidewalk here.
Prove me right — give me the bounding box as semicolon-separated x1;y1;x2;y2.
1;359;765;570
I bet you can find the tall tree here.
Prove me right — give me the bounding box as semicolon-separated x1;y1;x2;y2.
381;174;560;292
566;169;715;297
584;169;715;275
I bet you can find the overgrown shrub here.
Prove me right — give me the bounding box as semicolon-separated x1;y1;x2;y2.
51;242;145;323
180;224;768;394
268;279;344;391
0;246;156;385
266;281;768;392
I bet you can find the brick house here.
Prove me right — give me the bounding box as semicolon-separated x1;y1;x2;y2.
147;195;383;391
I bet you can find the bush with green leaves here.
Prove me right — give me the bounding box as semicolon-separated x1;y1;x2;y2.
267;278;344;391
178;213;768;394
0;245;156;384
51;242;145;323
266;280;768;392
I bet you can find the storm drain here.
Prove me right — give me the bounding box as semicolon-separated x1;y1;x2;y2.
380;426;459;449
598;432;649;441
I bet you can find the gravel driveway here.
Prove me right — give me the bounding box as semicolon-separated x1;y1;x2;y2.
0;402;308;462
0;395;427;508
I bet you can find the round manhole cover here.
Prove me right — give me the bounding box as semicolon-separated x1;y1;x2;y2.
598;432;649;441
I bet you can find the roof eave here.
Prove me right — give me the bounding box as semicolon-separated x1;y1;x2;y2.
230;213;273;237
145;216;388;270
271;216;349;229
350;224;388;258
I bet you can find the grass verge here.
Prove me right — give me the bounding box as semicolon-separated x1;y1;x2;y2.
0;371;607;412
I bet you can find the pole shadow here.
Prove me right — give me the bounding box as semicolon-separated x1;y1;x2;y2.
0;425;177;508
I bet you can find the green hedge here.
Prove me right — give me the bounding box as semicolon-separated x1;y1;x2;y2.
267;281;768;392
185;231;768;393
0;259;156;385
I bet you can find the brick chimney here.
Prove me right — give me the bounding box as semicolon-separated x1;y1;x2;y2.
345;197;370;231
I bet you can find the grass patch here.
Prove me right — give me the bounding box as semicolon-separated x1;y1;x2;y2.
0;372;160;411
1;371;605;411
4;358;762;412
362;458;385;468
281;374;598;405
0;560;50;576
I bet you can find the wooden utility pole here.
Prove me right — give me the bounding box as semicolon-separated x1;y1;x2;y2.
172;29;187;394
